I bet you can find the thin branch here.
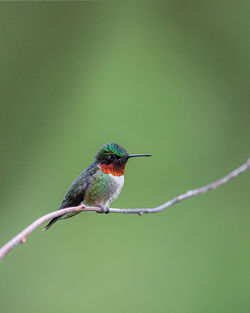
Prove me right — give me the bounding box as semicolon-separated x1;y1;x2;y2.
0;158;249;260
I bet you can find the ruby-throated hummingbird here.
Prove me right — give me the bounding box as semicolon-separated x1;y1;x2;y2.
44;143;151;230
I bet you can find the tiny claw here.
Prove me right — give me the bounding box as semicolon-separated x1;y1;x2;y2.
96;207;109;214
97;207;105;214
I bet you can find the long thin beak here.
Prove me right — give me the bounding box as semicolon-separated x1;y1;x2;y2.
128;154;152;158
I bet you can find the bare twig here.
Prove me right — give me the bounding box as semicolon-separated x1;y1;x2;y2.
0;158;249;260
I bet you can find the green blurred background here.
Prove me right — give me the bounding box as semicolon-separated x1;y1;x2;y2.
0;2;249;313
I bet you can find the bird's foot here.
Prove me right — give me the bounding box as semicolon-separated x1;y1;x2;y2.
97;207;109;214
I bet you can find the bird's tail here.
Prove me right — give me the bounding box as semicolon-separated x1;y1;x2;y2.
43;211;81;231
43;216;60;231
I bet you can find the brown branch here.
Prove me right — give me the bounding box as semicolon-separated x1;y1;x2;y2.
1;158;249;260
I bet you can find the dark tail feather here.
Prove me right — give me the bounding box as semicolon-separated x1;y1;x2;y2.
43;217;60;231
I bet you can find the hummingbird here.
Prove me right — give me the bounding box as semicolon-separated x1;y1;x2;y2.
44;143;152;230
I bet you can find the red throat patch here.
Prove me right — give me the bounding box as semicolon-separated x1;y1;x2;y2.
100;163;126;176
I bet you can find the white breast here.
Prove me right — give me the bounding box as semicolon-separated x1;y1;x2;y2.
108;174;124;202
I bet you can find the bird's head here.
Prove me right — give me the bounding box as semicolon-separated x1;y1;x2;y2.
95;143;151;176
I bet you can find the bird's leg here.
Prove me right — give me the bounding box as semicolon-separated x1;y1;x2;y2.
96;206;105;214
97;206;109;214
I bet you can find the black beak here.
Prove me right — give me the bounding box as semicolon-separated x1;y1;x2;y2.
128;154;152;158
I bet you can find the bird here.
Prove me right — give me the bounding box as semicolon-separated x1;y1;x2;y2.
43;143;152;230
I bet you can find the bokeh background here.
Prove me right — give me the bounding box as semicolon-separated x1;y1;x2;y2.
0;2;249;313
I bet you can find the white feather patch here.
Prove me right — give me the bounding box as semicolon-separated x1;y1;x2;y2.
108;173;124;202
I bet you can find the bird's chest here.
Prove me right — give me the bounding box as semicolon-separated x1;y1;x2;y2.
84;171;124;207
107;174;124;201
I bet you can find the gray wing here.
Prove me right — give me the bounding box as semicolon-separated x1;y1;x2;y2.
61;161;99;208
44;162;98;230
